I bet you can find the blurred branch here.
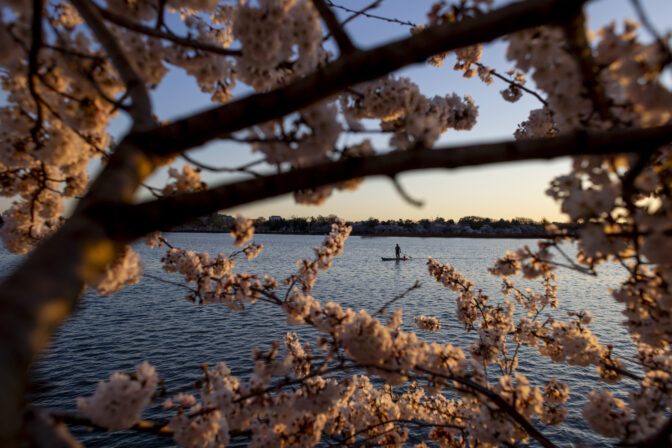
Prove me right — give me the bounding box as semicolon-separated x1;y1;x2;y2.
131;0;588;157
181;153;265;177
23;408;83;448
48;409;173;437
28;0;45;142
562;10;614;123
96;5;242;57
390;175;424;207
312;0;356;53
71;0;155;131
106;124;672;239
630;0;672;69
618;417;672;447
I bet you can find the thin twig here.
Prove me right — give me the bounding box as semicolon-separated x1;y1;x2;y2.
96;5;242;57
630;0;672;69
340;0;383;29
325;0;415;27
48;409;173;437
180;153;265;177
376;280;421;315
476;62;548;107
312;0;356;54
71;0;155;131
143;273;194;292
390;175;424;207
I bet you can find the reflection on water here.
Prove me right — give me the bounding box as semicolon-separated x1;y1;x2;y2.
15;233;633;447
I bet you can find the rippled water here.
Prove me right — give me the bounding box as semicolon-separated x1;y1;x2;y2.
14;233;636;447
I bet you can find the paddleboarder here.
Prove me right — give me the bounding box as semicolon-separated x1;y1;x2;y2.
395;243;401;259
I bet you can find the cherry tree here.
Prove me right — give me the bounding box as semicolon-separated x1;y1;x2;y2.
0;0;671;446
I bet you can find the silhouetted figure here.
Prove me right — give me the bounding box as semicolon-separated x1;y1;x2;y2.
395;244;401;259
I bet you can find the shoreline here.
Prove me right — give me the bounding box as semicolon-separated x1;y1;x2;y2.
168;230;562;239
357;232;558;239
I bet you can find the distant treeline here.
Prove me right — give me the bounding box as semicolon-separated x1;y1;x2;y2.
171;214;577;238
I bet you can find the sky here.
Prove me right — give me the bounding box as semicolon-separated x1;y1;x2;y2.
74;0;672;222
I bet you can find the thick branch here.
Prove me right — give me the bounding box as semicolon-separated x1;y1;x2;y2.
70;0;155;131
103;125;672;239
129;0;587;157
28;0;44;141
96;5;242;57
312;0;356;54
563;10;614;123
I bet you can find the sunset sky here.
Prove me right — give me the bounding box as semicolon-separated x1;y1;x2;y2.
99;0;672;222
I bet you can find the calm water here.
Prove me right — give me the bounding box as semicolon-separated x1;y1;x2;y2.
14;233;636;447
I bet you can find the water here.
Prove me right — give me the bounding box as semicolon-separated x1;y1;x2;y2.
16;233;636;447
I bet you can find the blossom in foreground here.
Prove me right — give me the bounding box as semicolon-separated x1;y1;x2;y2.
77;361;158;430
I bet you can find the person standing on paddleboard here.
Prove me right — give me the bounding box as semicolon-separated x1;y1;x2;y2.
395;243;401;259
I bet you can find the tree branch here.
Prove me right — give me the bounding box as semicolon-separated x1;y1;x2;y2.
129;0;588;157
376;280;422;315
476;62;549;107
47;409;173;437
96;5;242;58
28;0;45;142
338;0;383;29
390;175;424;207
23;408;84;448
312;0;356;54
70;0;155;131
562;10;614;123
363;364;558;448
103;125;672;239
325;0;415;27
630;0;672;70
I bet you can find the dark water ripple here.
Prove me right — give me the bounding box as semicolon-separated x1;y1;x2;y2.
7;234;635;447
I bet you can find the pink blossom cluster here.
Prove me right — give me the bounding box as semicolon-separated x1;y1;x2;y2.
233;0;323;91
251;101;342;168
160;242;273;309
469;373;543;445
285;219;351;293
342;75;478;150
159;362;473;448
9;0;672;445
540;378;569;425
89;245;143;295
414;315;441;332
229;214;255;247
77;361;158;430
582;389;630;438
162;164;206;195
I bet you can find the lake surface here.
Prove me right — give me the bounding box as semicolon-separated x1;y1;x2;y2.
14;233;636;447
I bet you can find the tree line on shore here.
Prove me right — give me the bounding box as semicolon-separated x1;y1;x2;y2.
171;213;577;237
